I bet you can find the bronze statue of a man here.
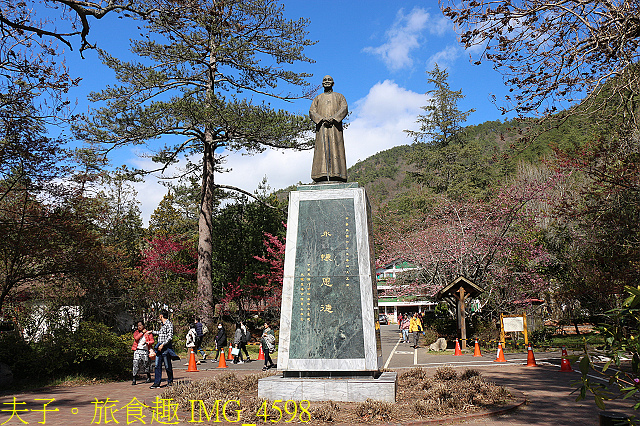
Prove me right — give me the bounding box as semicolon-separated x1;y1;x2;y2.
309;75;348;183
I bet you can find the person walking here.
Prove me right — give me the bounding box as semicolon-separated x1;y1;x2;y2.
233;323;244;364
240;321;251;362
213;323;227;362
149;310;175;389
131;320;154;385
401;315;410;343
194;317;207;361
409;313;423;349
261;322;275;371
185;323;200;365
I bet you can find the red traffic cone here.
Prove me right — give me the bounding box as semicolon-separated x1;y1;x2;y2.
187;348;198;372
217;349;228;368
473;339;482;357
258;344;265;361
526;345;537;367
454;339;462;356
560;354;573;372
494;342;506;362
561;345;568;357
227;344;234;360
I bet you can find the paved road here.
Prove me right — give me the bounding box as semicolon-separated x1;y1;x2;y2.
379;324;568;370
0;325;632;425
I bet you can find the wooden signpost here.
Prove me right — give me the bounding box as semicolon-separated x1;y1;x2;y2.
436;276;484;350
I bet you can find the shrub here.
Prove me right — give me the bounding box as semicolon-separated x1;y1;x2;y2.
423;328;438;346
459;369;481;380
51;321;131;378
411;367;512;418
354;399;393;422
0;321;131;385
399;367;428;387
433;366;457;382
530;326;555;344
311;400;340;422
474;320;500;346
161;371;276;410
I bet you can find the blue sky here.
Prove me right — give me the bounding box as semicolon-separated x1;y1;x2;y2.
62;0;514;223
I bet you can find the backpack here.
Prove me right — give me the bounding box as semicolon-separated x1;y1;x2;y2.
241;329;250;344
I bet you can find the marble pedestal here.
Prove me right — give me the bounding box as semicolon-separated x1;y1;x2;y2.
258;182;393;402
258;372;397;403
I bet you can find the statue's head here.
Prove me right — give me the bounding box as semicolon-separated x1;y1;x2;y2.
322;75;334;89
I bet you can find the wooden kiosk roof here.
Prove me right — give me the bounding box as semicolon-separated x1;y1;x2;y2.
436;276;484;300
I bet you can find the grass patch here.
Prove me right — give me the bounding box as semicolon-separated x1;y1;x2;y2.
547;332;603;349
494;332;604;352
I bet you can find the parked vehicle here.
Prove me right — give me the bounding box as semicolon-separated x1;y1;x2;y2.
378;314;388;325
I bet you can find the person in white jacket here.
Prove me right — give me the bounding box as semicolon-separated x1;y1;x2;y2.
185;323;199;365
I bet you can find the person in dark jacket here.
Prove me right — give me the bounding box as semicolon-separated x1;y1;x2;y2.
213;323;227;362
239;321;251;362
194;317;207;360
233;322;244;364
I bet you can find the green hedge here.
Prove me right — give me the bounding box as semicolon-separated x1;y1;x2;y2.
0;321;131;385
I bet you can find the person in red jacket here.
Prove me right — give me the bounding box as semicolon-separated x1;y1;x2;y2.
132;320;154;385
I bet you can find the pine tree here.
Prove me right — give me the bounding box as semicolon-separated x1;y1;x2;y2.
76;0;315;324
405;63;475;148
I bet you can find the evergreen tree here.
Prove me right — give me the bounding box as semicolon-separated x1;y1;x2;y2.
403;64;482;197
77;0;315;324
405;63;475;148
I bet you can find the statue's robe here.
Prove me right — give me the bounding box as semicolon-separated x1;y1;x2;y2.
309;91;348;182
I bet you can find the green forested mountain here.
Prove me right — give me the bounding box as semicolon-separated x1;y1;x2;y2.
347;115;593;211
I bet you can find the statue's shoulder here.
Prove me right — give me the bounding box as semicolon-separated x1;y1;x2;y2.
334;91;347;102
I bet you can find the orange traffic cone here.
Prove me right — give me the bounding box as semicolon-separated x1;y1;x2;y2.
526;345;537;367
560;356;572;372
217;349;228;368
454;339;462;356
258;344;265;361
494;342;506;362
227;344;234;360
187;348;198;372
473;339;482;357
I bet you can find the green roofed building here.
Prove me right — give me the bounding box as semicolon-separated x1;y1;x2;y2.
375;260;436;323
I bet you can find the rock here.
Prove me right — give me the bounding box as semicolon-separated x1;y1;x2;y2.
0;362;13;387
429;338;447;351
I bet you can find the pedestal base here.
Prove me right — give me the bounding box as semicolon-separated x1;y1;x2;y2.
257;372;397;402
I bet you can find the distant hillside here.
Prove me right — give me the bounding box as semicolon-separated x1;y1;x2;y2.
346;115;592;210
275;113;593;210
347;144;416;207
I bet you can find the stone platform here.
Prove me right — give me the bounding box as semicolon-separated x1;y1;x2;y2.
258;372;397;402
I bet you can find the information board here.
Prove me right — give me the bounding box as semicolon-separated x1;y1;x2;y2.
502;316;525;332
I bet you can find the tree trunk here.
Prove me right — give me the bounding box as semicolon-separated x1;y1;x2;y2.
573;318;581;335
197;140;215;325
197;32;218;326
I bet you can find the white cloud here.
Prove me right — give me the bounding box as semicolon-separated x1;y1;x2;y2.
129;81;427;224
221;80;427;187
429;16;452;37
348;80;427;162
363;8;430;71
427;45;461;70
364;8;453;71
126;153;173;225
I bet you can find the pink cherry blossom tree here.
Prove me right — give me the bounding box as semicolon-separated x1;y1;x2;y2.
376;172;560;314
